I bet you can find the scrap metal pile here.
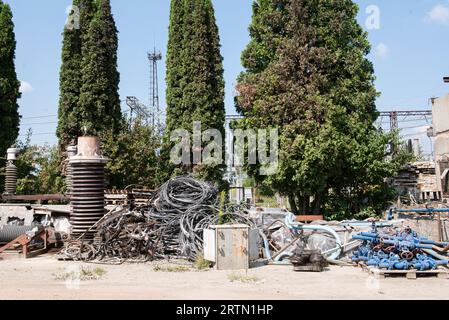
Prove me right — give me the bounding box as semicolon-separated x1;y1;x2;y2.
351;224;449;271
61;176;255;263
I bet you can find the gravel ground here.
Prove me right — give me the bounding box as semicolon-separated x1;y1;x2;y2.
0;255;448;300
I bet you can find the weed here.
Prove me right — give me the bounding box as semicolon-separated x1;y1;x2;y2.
194;254;213;270
228;272;261;283
53;266;107;281
153;265;191;273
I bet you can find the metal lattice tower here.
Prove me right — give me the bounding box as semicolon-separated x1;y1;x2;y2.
378;110;432;132
126;96;152;125
148;48;162;128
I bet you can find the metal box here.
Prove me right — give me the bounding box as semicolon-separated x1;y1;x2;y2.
203;224;259;270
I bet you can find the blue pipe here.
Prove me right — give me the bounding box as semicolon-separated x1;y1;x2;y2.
396;208;449;213
422;248;449;261
285;213;342;260
259;229;272;260
340;221;393;228
420;239;449;247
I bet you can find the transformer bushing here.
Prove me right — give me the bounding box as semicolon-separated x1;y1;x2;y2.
3;147;18;195
69;137;108;238
65;145;77;196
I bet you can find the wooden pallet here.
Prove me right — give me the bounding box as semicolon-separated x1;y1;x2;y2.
365;266;449;280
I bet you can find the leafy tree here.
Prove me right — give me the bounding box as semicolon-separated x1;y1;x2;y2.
165;0;186;136
163;0;226;188
57;0;96;151
101;116;161;190
15;132;65;195
58;0;121;152
77;0;122;136
0;0;20;187
236;0;408;218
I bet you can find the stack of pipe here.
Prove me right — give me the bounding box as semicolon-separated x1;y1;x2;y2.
351;224;449;270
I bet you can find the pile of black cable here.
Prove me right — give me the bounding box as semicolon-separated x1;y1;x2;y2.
146;176;219;258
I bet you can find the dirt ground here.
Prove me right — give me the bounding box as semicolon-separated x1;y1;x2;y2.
0;255;448;300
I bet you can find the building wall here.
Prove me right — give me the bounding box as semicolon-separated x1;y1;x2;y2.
432;95;449;196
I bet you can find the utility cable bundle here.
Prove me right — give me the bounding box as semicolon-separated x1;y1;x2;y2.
60;176;256;263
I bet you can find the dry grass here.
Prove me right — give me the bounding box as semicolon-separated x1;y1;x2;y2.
53;266;106;281
194;254;213;270
228;272;261;283
153;265;191;273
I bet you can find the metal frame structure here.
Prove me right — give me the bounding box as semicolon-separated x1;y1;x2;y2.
378;110;432;131
126;96;152;125
148;48;162;128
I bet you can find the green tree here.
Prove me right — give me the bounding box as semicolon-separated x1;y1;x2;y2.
102;116;161;190
15;131;65;195
57;0;96;151
77;0;122;136
165;0;186;136
158;0;186;184
236;0;406;218
0;0;21;181
164;0;226;187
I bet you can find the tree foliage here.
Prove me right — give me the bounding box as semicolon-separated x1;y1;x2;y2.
236;0;409;218
78;0;122;136
14;132;65;195
57;0;122;149
101;117;161;190
57;0;96;150
0;0;20;183
163;0;226;187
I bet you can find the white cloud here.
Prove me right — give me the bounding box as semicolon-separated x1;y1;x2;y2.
19;81;33;93
425;3;449;25
375;43;389;59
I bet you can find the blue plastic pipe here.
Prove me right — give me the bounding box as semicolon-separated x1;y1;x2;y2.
396;208;449;213
285;213;342;261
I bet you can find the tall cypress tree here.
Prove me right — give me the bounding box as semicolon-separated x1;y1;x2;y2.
77;0;122;136
165;0;185;135
0;0;20;160
164;0;225;186
157;0;185;184
57;0;95;150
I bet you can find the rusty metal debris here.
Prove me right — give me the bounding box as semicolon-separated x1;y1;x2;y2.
291;248;328;272
60;176;256;263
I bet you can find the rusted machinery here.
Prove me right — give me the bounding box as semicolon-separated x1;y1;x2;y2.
290;248;328;272
0;226;49;258
69;137;108;238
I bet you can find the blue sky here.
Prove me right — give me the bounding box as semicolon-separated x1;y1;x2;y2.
7;0;449;155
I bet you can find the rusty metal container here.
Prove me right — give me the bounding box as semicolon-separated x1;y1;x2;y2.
203;224;259;270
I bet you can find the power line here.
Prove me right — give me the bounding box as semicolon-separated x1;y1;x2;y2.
19;132;55;137
21;121;58;126
21;115;57;120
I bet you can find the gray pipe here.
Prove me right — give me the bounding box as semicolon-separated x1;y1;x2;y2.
0;226;34;243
